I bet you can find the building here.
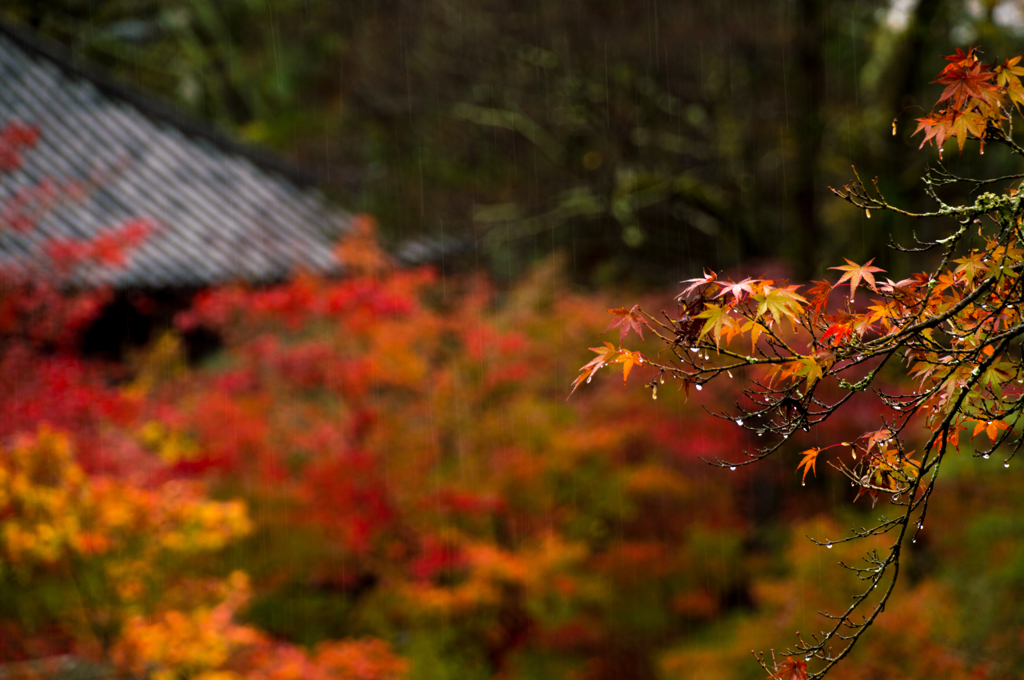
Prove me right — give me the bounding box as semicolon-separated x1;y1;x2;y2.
0;19;351;355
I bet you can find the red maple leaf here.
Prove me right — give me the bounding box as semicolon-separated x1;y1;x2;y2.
605;305;645;344
933;47;1000;111
820;323;854;346
768;657;807;680
804;279;833;320
914;47;1006;155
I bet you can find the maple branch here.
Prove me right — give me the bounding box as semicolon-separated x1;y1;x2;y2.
576;50;1024;673
925;164;1024;190
863;261;1023;351
800;326;1019;676
832;165;1023;223
990;125;1024;156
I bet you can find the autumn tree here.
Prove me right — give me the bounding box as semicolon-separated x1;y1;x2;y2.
0;127;414;679
574;47;1024;678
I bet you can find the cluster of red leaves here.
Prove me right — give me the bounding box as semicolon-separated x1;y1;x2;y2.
240;638;409;680
0;122;155;348
41;218;153;273
301;449;397;554
113;247;761;679
0;345;139;474
176;270;424;334
0;121;39;172
0;123;418;679
1;213;1010;680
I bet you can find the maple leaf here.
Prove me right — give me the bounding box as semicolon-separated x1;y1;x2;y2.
862;301;896;333
947;108;989;154
862;429;894;453
933;270;963;295
914;48;1006;156
934;57;1000;111
605;305;645;344
615;349;645;384
569;343;618;396
804;279;832;320
796;356;824;383
996;56;1024;111
940;426;961;451
914;109;957;152
853;483;881;508
879;276;924;309
766;358;812;386
740;319;767;353
768;657;807;680
978;362;1012;399
830;258;885;301
677;270;718;299
970;418;1009;442
940;46;974;65
714;277;761;302
820;322;853;346
695;303;741;348
953;251;988;285
754;285;806;328
797;448;820;485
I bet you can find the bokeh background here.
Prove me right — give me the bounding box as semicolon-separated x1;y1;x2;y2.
1;1;1024;679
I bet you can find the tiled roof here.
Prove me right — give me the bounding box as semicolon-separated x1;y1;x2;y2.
0;20;348;288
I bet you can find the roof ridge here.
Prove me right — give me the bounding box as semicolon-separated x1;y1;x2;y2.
0;17;323;188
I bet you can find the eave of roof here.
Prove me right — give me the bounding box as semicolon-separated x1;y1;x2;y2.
0;18;349;289
0;18;322;188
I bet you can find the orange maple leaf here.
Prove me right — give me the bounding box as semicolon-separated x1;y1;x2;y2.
615;349;645;384
569;343;618;397
996;56;1024;111
830;258;885;301
797;448;820;485
970;418;1009;442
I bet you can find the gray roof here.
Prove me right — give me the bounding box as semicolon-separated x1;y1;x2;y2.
0;21;348;288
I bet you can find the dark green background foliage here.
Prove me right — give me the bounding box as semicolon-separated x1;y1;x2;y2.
7;0;1024;283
